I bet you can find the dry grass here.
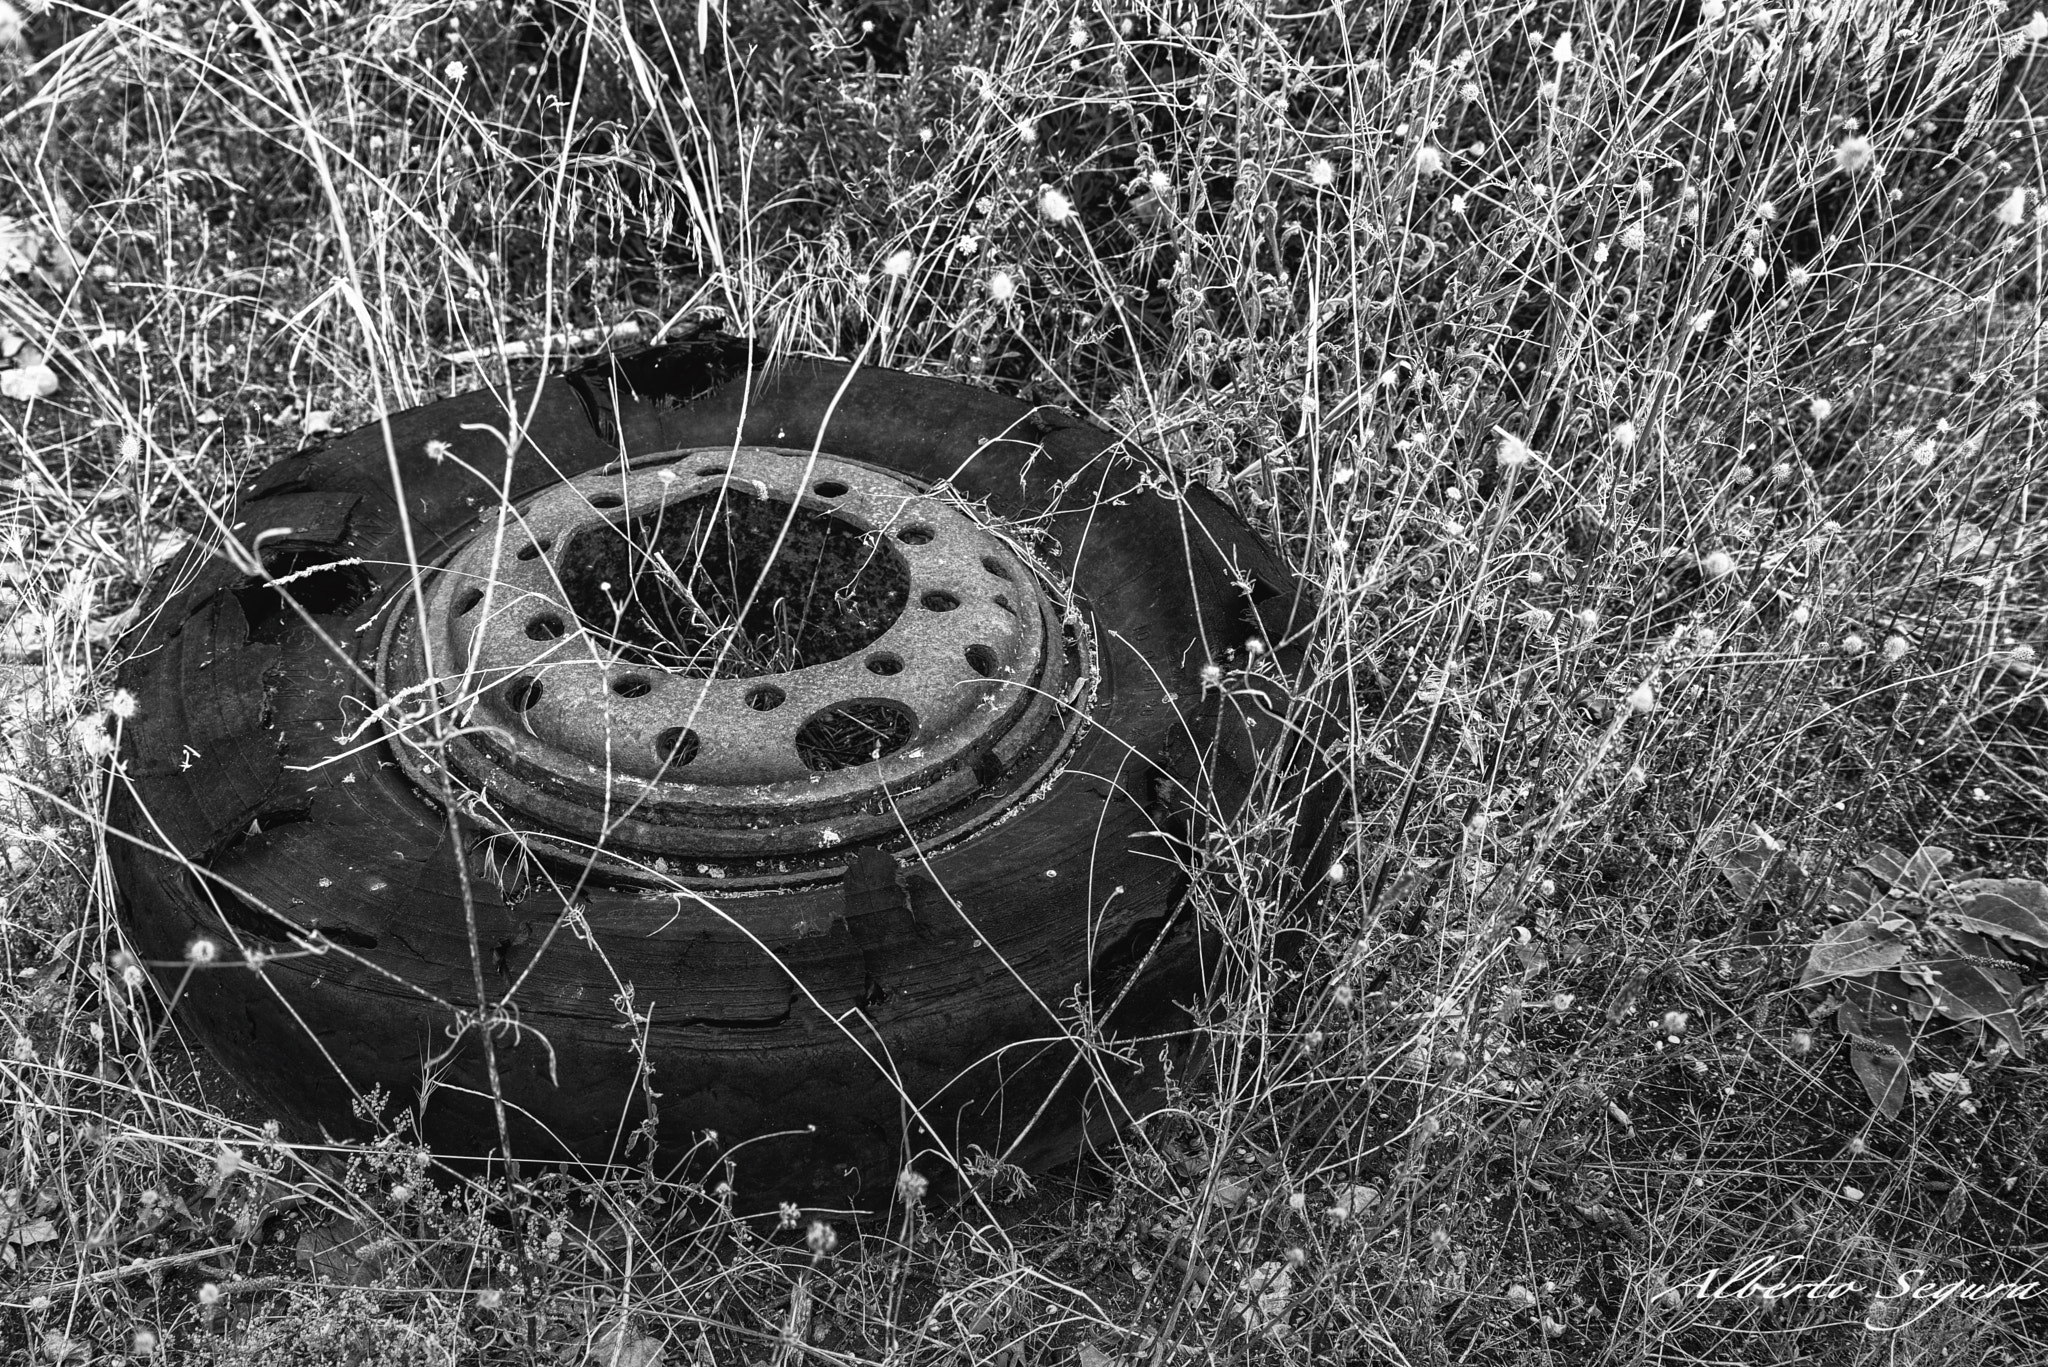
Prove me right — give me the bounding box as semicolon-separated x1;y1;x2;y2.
3;0;2048;1362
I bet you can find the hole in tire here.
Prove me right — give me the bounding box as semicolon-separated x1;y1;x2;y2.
981;556;1012;580
655;727;700;767
557;493;909;676
746;684;786;711
526;613;566;641
506;677;544;711
612;675;653;699
516;540;552;561
866;652;903;676
992;593;1015;616
455;587;484;615
795;700;917;771
965;644;998;677
896;525;935;545
921;591;959;613
590;493;624;509
814;480;849;498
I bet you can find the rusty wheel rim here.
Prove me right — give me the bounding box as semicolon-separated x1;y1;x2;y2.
376;446;1092;883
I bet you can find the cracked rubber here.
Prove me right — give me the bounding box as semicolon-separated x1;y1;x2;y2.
106;333;1313;1207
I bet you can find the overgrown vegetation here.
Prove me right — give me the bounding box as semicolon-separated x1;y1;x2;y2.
4;0;2048;1361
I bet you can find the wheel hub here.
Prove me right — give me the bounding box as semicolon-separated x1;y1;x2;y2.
376;447;1089;880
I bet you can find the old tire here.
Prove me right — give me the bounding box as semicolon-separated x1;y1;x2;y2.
107;334;1310;1206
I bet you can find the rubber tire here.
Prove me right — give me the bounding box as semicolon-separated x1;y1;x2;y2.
107;335;1309;1206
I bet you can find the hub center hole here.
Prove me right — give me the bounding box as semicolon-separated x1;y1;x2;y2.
558;493;909;677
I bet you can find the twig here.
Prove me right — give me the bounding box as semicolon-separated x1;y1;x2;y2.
5;1243;241;1305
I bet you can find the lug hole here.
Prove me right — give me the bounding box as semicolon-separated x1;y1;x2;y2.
516;539;553;561
746;684;786;711
866;653;904;676
992;593;1016;616
454;588;484;616
814;480;849;499
526;614;566;641
921;591;960;612
589;493;624;510
897;525;935;545
981;556;1013;580
612;675;653;699
506;677;544;712
694;466;726;478
654;727;700;767
965;644;999;678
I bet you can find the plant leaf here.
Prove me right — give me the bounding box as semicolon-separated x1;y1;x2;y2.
1945;879;2048;952
1837;974;1916;1120
1801;918;1908;987
1904;929;2026;1056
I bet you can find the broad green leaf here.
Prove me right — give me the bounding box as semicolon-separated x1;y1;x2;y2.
1838;974;1917;1120
1905;929;2027;1056
1801;918;1908;987
1945;879;2048;952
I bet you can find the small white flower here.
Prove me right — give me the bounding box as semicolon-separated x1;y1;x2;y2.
1882;634;1910;661
1809;396;1833;422
1414;144;1444;175
2027;11;2048;41
1538;79;1559;101
1835;135;1874;175
1199;662;1223;689
1626;681;1657;713
1519;606;1555;632
187;937;220;964
1689;309;1716;333
1841;633;1868;656
1660;1009;1689;1036
1496;434;1533;467
196;1282;221;1306
1551;32;1576;63
1326;859;1349;884
1790;603;1811;627
1700;550;1736;580
1612;420;1638;449
1038;186;1074;223
1015;118;1038;144
72;713;115;758
105;689;138;720
1308;157;1335;187
1996;187;2028;227
1618;222;1647;252
444;60;466;83
881;248;914;278
806;1219;837;1256
987;270;1017;302
896;1166;928;1204
1507;1284;1538;1311
1576;607;1599;631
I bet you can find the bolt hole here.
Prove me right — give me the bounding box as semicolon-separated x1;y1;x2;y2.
455;588;484;615
965;644;999;678
612;675;653;699
981;556;1013;580
694;466;727;478
921;590;960;612
516;539;553;561
814;480;849;499
992;593;1016;616
866;653;904;676
506;677;544;712
590;493;624;510
526;614;566;641
897;525;935;545
746;684;786;711
654;727;700;767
